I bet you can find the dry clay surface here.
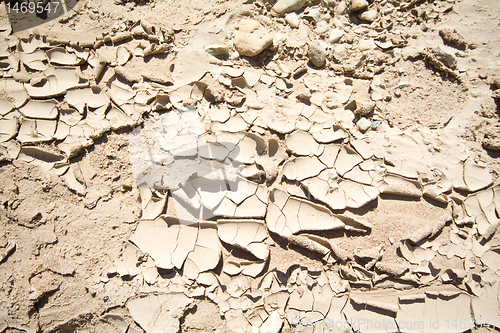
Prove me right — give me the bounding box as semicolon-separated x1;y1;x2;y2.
1;0;500;332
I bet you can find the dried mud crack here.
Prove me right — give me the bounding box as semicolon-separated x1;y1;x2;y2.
1;0;500;332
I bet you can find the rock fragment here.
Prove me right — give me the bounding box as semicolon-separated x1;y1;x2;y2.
329;28;344;43
430;46;457;69
285;13;300;28
307;40;327;67
234;19;273;57
359;10;378;22
205;44;229;56
272;0;307;16
349;0;368;12
356;117;371;132
439;29;468;50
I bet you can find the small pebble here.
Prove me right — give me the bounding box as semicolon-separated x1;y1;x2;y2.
285;12;300;28
308;40;328;67
233;19;273;57
273;0;307;15
204;44;229;56
358;39;376;51
359;10;378;22
314;21;330;34
321;0;336;7
303;8;321;22
329;28;344;43
371;119;382;130
349;0;368;12
356;117;371;132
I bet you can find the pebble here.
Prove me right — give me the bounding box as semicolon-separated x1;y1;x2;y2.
303;8;321;22
308;40;327;67
329;28;344;43
285;12;300;28
321;0;336;7
355;101;376;116
357;117;372;132
273;0;307;16
358;39;376;51
314;21;330;34
359;10;378;22
233;19;273;57
431;46;457;69
371;119;382;130
204;44;229;56
349;0;368;12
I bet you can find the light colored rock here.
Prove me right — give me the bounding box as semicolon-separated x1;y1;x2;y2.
314;21;330;34
234;19;273;57
358;39;376;51
205;44;229;56
359;10;378;22
308;40;327;67
431;46;457;69
356;117;371;132
329;28;344;43
303;8;321;23
321;0;336;7
349;0;368;12
285;12;300;28
273;0;307;16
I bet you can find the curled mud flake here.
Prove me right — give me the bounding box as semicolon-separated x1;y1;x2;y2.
378;175;422;198
218;219;269;260
18;100;58;119
126;293;193;333
46;47;84;66
286;130;323;156
25;67;89;98
266;189;345;237
0;118;18;143
282;156;326;181
463;160;493;192
339;180;379;209
335;146;363;176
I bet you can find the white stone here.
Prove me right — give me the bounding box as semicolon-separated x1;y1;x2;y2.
358;39;376;51
329;28;344;43
273;0;307;15
349;0;368;12
356;117;371;132
303;8;321;22
205;44;229;56
233;19;273;57
308;40;328;67
285;13;300;28
314;21;330;34
359;10;378;22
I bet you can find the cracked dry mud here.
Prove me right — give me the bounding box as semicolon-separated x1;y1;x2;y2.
1;0;500;332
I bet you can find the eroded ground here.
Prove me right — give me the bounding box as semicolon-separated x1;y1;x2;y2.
1;0;500;332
